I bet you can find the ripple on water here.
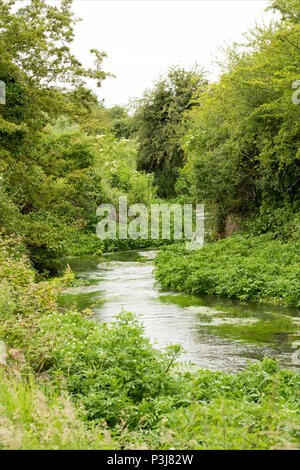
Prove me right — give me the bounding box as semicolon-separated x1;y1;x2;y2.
58;250;300;372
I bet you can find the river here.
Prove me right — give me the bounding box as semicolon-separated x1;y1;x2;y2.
59;249;300;372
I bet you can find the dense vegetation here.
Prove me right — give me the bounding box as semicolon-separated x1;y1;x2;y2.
0;236;299;449
133;67;207;197
175;0;300;235
0;0;299;450
153;0;300;310
155;234;300;306
0;0;156;274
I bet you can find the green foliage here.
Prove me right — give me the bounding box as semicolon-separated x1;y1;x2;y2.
1;104;157;272
269;0;300;22
0;370;115;450
39;121;97;174
179;3;300;232
0;0;153;274
0;234;299;449
0;0;109;89
155;234;300;306
245;204;300;241
133;66;207;197
34;311;183;428
0;0;113;271
94;133;156;207
108;105;135;139
1;0;300;450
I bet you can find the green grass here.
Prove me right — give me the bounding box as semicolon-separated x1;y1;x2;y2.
1;358;299;449
0;371;116;450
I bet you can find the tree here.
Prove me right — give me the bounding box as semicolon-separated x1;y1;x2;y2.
109;105;134;139
0;0;109;88
0;0;110;272
269;0;300;22
0;0;112;159
179;1;300;235
133;66;207;198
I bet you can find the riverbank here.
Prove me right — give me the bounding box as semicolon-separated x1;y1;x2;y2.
67;230;171;258
0;235;300;449
154;234;300;308
59;250;300;370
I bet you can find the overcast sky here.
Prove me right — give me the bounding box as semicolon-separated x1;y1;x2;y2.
69;1;274;107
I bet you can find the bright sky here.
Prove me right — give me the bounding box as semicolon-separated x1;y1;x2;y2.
70;0;275;107
18;0;274;108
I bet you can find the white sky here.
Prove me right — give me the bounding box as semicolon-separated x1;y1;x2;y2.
70;0;275;107
16;0;276;107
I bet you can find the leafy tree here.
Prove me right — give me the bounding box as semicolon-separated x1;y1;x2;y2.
0;0;111;271
0;0;109;88
179;1;300;235
269;0;300;22
133;66;207;197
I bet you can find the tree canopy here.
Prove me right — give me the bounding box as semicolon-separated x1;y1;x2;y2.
176;0;300;235
133;66;207;197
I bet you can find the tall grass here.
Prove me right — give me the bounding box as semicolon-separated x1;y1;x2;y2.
0;370;114;450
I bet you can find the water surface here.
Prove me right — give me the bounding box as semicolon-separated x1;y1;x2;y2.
59;250;300;372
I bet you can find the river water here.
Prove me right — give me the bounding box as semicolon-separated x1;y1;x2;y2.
59;250;300;372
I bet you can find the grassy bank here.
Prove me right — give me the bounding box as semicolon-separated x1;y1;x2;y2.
154;234;300;307
0;234;299;449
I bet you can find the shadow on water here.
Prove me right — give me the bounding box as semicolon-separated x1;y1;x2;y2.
58;250;300;372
